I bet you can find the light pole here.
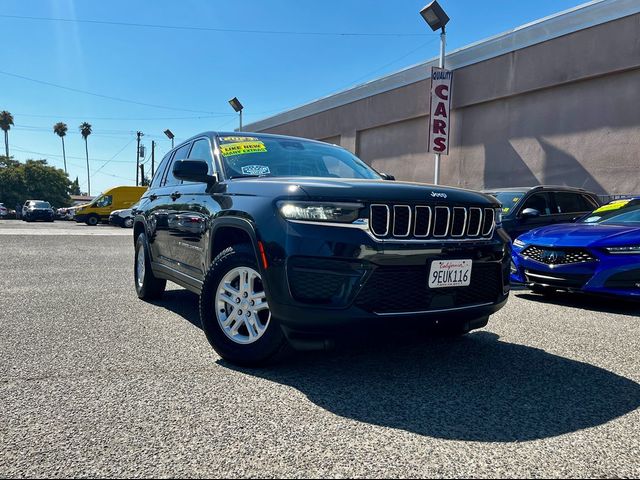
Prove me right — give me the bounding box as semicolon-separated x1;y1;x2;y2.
228;97;244;132
420;0;450;185
164;129;175;149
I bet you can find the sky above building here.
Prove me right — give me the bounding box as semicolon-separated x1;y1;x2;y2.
1;0;587;194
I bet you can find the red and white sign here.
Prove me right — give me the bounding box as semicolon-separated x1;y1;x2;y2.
428;67;453;155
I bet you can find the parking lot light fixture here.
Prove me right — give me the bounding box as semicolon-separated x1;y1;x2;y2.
164;129;175;148
228;97;244;132
420;0;449;32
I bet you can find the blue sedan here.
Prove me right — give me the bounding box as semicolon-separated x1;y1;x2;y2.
511;198;640;298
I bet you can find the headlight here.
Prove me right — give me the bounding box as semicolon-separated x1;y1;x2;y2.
604;246;640;254
513;238;527;248
277;201;363;223
494;208;503;226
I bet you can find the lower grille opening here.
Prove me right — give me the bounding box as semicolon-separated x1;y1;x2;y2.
525;269;592;289
604;269;640;290
354;263;502;314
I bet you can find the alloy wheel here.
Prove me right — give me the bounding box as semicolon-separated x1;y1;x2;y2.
215;266;271;345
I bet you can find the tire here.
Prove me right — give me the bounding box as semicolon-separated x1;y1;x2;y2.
134;232;166;300
123;217;134;228
86;215;100;226
199;244;290;367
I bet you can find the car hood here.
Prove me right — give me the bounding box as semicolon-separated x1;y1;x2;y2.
226;177;498;206
520;222;640;247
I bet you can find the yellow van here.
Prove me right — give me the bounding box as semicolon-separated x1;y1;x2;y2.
74;186;147;226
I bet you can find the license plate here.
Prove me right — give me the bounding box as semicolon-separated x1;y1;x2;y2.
428;260;472;288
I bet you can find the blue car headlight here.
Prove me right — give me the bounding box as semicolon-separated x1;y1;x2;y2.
604;245;640;254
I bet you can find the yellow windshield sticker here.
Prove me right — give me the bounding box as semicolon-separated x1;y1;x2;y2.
593;199;630;214
513;197;521;203
502;207;510;213
219;136;259;143
219;141;267;157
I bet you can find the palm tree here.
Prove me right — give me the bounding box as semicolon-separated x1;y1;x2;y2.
79;122;92;195
53;122;68;174
0;111;14;158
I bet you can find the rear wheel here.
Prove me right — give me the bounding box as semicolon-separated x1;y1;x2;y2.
86;214;100;226
134;233;166;299
199;244;290;367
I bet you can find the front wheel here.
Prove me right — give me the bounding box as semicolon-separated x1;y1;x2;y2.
123;217;134;228
199;244;290;367
134;233;166;299
86;215;100;226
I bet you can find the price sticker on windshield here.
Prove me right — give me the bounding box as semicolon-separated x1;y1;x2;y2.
428;260;472;288
219;141;267;157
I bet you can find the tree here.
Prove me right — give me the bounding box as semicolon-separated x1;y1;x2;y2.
0;156;71;208
0;111;14;158
70;176;81;195
79;122;92;196
53;122;68;174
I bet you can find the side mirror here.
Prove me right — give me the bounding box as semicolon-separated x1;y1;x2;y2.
521;208;541;218
173;160;217;185
380;173;396;181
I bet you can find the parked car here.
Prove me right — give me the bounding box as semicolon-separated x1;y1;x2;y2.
484;186;600;240
74;186;147;226
511;197;640;298
22;200;55;222
109;208;134;228
133;131;510;366
0;203;7;218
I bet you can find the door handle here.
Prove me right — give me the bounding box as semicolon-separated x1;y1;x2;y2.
171;191;182;201
149;194;158;201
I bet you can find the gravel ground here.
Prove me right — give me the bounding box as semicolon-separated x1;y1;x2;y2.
0;221;639;478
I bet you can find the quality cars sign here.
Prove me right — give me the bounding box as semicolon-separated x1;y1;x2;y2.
428;67;453;155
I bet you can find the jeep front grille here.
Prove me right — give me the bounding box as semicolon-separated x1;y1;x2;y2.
369;204;495;240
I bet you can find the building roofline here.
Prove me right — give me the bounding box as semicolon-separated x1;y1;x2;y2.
245;0;640;132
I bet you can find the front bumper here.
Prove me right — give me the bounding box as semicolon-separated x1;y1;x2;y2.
260;220;511;332
512;246;640;298
109;215;125;226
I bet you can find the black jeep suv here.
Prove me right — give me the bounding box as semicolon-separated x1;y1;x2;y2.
133;132;510;366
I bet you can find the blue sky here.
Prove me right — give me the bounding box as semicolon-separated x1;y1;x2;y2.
1;0;586;195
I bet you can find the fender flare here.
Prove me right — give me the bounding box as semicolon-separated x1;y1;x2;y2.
207;217;265;274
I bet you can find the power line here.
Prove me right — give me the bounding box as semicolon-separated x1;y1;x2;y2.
92;138;137;179
13;112;235;121
0;14;436;38
0;70;228;114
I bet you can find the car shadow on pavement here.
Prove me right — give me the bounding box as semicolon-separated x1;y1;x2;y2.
515;291;640;317
150;289;203;329
222;330;640;443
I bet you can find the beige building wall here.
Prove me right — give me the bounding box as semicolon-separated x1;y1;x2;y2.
248;8;640;195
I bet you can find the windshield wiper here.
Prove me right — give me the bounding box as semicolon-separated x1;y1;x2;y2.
228;174;272;179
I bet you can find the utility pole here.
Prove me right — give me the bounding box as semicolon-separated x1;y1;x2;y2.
136;131;144;186
151;140;155;177
139;164;145;186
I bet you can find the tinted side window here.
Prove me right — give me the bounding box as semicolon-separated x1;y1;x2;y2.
163;143;191;187
150;152;173;189
188;138;214;166
521;193;552;216
581;194;599;210
555;192;592;214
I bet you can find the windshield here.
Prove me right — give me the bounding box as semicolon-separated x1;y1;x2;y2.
581;199;640;225
488;191;526;215
33;201;51;209
90;195;113;208
217;135;381;180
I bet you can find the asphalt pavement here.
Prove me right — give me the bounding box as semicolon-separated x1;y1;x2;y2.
1;220;639;477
